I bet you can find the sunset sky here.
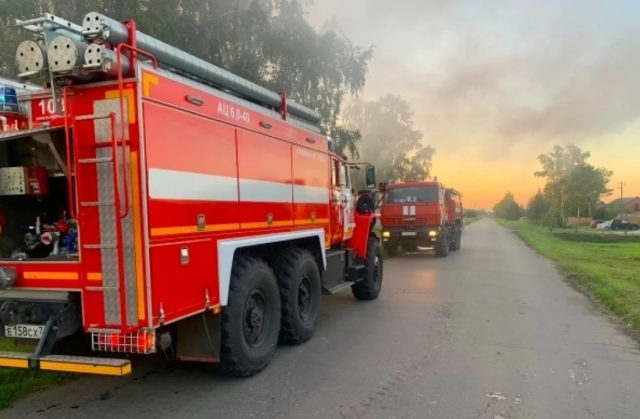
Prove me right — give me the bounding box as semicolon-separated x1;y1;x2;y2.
309;0;640;209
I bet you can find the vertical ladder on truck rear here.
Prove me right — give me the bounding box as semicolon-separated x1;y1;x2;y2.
66;96;139;329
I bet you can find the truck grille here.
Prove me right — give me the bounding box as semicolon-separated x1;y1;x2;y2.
389;218;428;226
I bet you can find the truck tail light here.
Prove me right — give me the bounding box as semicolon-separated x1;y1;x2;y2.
92;330;156;354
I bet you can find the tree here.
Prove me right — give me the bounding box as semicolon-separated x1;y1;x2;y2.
542;208;564;232
0;0;373;146
343;94;436;182
526;189;550;222
563;164;613;218
605;203;623;220
534;144;612;218
493;192;524;220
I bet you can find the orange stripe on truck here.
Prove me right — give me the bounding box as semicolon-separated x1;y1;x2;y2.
23;272;78;280
130;152;146;321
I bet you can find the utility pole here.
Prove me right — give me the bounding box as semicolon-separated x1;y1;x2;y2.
616;181;626;219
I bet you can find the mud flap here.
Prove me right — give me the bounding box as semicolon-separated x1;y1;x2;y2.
176;311;221;363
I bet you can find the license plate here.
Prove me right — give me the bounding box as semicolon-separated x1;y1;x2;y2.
4;324;44;339
402;232;417;236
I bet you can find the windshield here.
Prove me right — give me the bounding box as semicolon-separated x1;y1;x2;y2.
385;186;438;203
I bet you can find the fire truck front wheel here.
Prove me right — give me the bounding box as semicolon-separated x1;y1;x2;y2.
274;249;322;344
352;237;384;301
220;256;281;377
435;226;450;258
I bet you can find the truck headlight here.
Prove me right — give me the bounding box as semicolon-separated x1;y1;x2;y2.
429;231;438;237
0;267;18;290
382;231;390;238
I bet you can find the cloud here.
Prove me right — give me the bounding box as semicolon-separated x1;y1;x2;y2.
308;0;640;154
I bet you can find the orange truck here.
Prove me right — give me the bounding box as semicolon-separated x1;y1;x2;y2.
379;181;463;257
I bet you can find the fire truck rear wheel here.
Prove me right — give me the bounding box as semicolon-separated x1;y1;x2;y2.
273;249;322;344
219;256;281;377
449;226;460;252
352;237;384;301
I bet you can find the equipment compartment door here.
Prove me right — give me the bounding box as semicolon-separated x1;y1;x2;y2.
339;161;355;241
143;101;236;325
330;158;344;244
329;158;355;244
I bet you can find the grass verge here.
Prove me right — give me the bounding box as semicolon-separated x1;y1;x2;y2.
465;217;479;226
0;338;73;410
498;219;640;330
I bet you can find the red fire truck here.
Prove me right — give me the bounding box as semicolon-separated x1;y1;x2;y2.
380;180;463;257
0;12;382;377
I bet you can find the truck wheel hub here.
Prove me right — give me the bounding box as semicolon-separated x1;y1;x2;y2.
298;275;311;320
243;290;268;346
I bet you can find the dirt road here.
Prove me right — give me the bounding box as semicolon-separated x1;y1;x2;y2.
3;219;640;419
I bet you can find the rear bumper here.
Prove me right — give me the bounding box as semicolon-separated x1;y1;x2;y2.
0;351;131;376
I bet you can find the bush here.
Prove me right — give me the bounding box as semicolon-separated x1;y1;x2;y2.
553;232;640;243
526;189;550;222
542;209;565;232
465;209;478;218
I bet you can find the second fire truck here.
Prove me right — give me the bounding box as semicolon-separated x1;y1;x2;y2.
0;12;382;377
380;180;463;257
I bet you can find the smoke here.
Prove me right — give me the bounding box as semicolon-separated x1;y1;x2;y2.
309;0;640;154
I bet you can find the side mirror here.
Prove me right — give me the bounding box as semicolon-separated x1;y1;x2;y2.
365;165;376;190
379;182;388;193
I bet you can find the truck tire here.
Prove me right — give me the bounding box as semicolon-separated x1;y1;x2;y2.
456;226;462;250
449;225;460;252
352;237;383;301
273;249;322;345
435;226;450;257
220;257;281;377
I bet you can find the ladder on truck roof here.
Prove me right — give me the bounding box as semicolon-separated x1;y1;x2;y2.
13;12;322;131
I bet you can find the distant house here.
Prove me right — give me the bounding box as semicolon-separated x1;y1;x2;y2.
607;197;640;215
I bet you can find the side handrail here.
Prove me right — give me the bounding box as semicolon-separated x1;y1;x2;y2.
114;32;158;220
62;86;77;219
107;113;123;221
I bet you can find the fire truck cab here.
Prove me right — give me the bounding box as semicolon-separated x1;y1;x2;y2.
380;180;463;257
0;12;383;378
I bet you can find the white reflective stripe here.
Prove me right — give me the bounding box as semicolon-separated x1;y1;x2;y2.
149;168;238;201
294;184;328;204
403;206;408;216
410;206;416;216
149;169;329;204
240;178;292;203
218;229;326;305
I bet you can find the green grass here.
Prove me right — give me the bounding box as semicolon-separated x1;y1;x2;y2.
553;230;640;243
0;338;72;410
465;217;479;226
498;219;640;330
